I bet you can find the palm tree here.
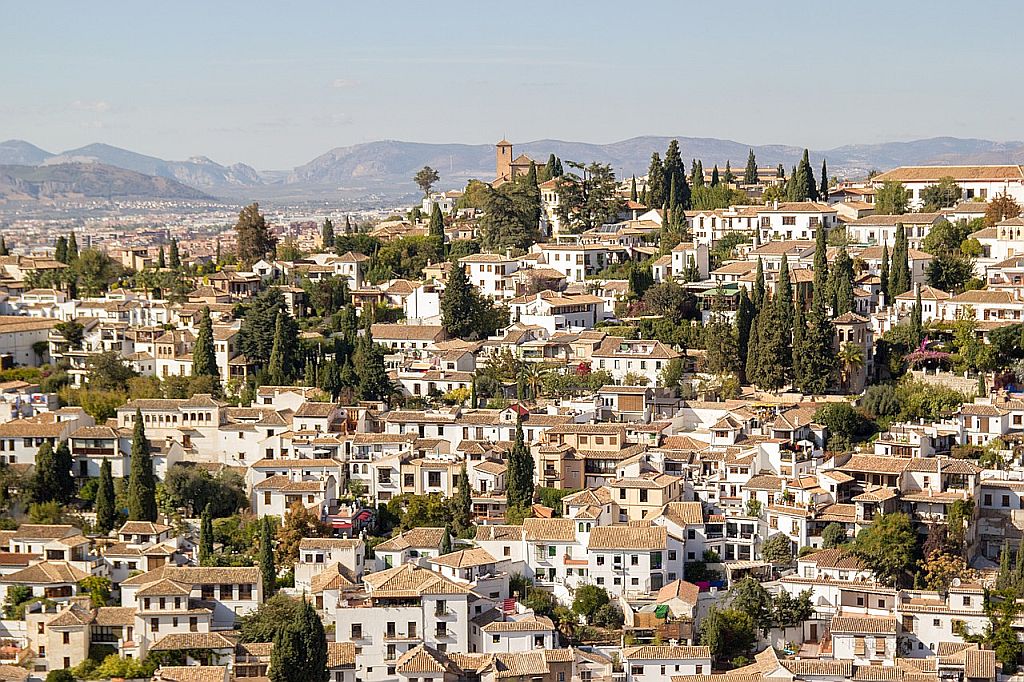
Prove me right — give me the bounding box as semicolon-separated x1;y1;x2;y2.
522;363;549;400
838;342;865;393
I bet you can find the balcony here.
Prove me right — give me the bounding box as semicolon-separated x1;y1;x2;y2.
384;632;421;642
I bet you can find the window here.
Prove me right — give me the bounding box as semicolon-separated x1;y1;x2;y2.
548;545;556;557
239;584;252;600
219;584;233;599
62;632;70;645
631;554;639;566
189;617;198;632
351;624;362;639
492;635;500;644
428;471;441;487
631;666;644;676
150;618;159;633
782;216;796;226
596;556;605;565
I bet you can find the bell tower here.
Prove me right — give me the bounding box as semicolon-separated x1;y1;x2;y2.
495;139;513;181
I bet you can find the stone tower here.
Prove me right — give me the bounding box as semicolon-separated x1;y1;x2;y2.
495;139;513;182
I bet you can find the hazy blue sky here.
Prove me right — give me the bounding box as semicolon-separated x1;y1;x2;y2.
3;1;1019;169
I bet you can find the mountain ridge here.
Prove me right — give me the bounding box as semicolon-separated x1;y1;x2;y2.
6;136;1024;201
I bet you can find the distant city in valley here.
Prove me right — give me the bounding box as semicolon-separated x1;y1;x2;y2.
4;3;1024;682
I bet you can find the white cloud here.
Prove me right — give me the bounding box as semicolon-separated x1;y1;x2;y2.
72;100;111;113
330;78;359;89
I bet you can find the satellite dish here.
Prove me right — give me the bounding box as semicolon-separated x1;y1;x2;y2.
951;578;961;588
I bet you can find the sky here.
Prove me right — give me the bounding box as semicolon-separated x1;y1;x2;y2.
2;1;1020;170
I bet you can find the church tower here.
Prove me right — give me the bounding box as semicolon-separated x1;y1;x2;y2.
495;139;513;182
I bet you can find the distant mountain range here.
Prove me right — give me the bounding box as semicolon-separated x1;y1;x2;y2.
0;163;214;202
5;136;1024;203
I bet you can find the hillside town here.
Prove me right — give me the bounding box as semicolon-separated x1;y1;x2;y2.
1;140;1024;682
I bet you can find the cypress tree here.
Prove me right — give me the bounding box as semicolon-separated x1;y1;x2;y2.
428;202;445;241
776;255;794;333
192;306;220;393
544;154;557;182
646;153;665;210
792;301;807;391
744;149;758;185
630;175;638;203
127;409;157;522
879;243;890;304
998;543;1012;590
157;246;166;269
31;441;56;504
819;159;829;201
711;165;720;186
723;161;734;185
812;219;829;306
735;288;755;384
889;224;911;299
66;233;79;263
168;238;181;269
0;236;8;256
553;158;563;177
344;215;353;235
53;440;74;504
440;527;453;554
756;296;789;391
355;331;392;402
215;239;222;266
267;311;290;386
269;600;329;682
506;420;534;512
452;464;473;535
199;504;214;565
321;218;335;249
1015;544;1024;588
55;236;68;264
911;286;924;346
440;258;477;339
776;164;786;179
799;302;837;394
831;249;855;317
752;258;766;310
745;307;762;387
802;149;818;202
664;141;690;209
259;516;276;598
691;160;705;188
95;460;116;534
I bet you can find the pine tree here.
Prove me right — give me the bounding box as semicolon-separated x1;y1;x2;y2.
752;258;766;310
95;460;116;534
646;153;665;210
321;218;335;249
168;238;181;269
711;165;720;186
192;307;220;393
259;516;276;598
744;149;758;184
889;224;911;299
879;243;890;304
157;246;166;269
630;176;638;203
127;409;157;522
819;159;829;201
66;233;79;263
735;289;755;384
428;203;444;241
234;202;277;269
199;504;214;565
